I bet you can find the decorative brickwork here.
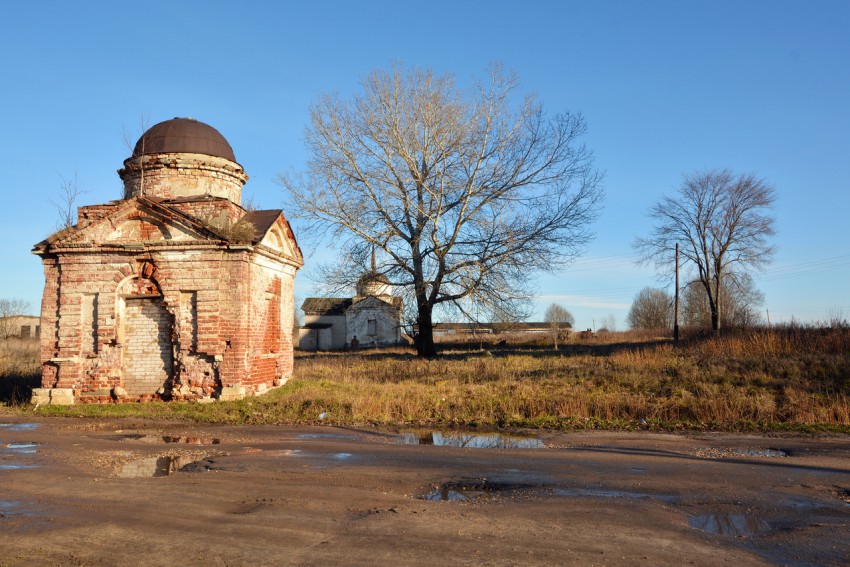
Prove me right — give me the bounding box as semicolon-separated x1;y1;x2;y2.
32;118;302;404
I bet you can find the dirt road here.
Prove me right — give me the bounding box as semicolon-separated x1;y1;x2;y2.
1;418;848;566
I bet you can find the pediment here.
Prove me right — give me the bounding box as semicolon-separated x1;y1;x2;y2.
37;197;216;249
246;211;302;263
259;223;296;256
349;295;400;312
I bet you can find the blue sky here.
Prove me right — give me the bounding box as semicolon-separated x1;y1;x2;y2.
1;0;848;330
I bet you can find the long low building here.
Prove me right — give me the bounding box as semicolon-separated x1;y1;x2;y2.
432;322;560;335
0;315;41;339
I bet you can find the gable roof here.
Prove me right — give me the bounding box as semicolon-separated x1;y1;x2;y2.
241;210;282;243
33;196;302;267
302;297;353;315
33;196;223;251
351;294;403;310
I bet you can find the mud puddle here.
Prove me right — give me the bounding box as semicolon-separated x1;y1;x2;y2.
0;501;29;517
689;514;772;536
264;449;357;469
422;479;537;501
0;423;40;432
399;430;543;449
555;487;677;503
3;443;39;454
161;436;221;445
113;434;221;445
0;463;37;471
735;448;787;458
118;455;203;478
297;432;358;440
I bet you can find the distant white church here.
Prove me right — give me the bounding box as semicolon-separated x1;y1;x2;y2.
299;262;403;350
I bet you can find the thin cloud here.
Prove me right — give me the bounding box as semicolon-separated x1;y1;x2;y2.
536;294;630;310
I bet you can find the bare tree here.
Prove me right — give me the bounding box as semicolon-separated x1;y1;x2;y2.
626;287;673;330
280;64;603;356
544;303;574;349
598;313;617;333
680;273;764;329
0;298;33;340
635;169;775;332
51;173;87;230
122;114;150;197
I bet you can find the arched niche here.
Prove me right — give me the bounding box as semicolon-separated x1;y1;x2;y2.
115;274;174;395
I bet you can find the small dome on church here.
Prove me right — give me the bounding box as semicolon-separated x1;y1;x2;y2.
357;270;391;287
132;117;236;161
356;270;392;297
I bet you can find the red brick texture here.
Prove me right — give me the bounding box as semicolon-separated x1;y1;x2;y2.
34;189;301;404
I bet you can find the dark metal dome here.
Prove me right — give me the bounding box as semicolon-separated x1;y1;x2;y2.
132;117;236;161
357;270;391;287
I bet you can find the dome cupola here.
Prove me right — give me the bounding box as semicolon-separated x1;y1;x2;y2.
355;249;393;296
118;117;248;204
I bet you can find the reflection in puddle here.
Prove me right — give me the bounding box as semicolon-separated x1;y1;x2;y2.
118;456;200;478
555;488;676;503
266;449;357;469
0;463;37;471
425;488;480;501
1;501;21;517
113;434;221;445
162;436;221;445
113;434;148;441
422;480;534;501
735;448;787;458
399;431;543;449
0;423;40;432
298;433;357;440
689;514;771;536
0;501;32;517
3;443;39;454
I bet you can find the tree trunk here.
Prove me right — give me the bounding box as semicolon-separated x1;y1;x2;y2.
415;303;436;357
710;310;720;333
711;268;722;333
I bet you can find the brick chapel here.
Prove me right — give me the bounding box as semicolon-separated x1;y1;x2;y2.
32;118;303;404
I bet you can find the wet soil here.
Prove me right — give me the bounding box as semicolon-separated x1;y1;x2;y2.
1;418;848;566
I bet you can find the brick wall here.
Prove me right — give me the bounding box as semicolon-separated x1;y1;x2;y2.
35;147;301;404
119;153;248;204
122;297;172;395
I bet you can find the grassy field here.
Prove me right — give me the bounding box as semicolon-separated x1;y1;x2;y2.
2;326;849;432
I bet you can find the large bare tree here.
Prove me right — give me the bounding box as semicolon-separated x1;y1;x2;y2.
281;64;603;356
635;169;775;332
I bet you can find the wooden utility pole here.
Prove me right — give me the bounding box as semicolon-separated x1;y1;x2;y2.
674;243;680;344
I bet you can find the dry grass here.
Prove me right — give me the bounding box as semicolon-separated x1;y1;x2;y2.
0;339;41;405
8;326;850;432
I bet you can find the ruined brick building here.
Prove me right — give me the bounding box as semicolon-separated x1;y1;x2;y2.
32;118;303;404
